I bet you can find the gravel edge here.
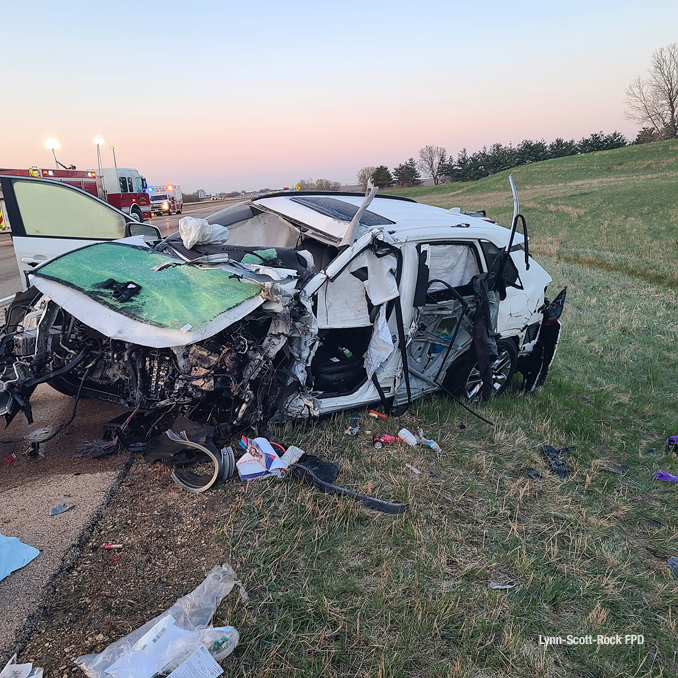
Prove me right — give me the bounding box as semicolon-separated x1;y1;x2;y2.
3;454;134;660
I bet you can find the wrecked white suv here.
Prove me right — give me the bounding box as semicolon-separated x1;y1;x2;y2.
0;176;565;433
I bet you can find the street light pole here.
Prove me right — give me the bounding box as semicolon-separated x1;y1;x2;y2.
44;138;61;169
93;136;104;176
110;145;117;168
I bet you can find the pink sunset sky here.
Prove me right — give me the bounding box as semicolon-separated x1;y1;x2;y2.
3;0;677;192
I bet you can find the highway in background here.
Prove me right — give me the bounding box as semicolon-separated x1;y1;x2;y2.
0;201;235;300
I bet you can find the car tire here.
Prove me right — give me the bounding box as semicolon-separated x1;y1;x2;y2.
131;206;143;222
177;209;182;214
445;338;518;401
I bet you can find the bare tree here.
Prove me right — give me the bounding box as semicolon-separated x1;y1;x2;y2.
356;166;376;190
626;43;678;139
315;178;341;191
417;145;447;185
296;178;315;190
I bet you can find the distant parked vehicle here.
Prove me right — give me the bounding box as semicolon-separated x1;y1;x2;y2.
150;185;183;215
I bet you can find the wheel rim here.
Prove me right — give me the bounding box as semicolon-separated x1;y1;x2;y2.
464;348;513;400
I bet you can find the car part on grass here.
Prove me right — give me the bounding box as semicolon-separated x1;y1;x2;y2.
542;444;569;478
592;459;628;475
526;468;542;480
290;461;408;514
76;562;245;678
49;502;75;516
653;471;678;482
668;557;678;581
167;429;225;494
518;287;567;393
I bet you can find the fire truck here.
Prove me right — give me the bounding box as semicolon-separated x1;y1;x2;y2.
0;166;152;223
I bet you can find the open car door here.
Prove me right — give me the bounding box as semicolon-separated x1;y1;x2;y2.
0;176;141;290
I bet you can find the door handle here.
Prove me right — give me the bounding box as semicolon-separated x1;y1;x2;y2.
20;256;48;267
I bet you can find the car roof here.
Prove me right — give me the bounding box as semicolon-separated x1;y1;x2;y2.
251;192;521;246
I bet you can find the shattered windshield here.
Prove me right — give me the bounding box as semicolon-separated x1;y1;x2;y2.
32;242;262;329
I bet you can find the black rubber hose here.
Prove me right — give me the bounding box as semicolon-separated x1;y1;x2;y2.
22;347;89;389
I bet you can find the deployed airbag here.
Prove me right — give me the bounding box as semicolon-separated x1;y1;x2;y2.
178;217;229;249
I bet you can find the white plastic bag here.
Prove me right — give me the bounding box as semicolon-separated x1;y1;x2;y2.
76;563;246;678
178;217;229;250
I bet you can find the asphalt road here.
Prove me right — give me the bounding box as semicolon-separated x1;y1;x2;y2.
0;202;231;300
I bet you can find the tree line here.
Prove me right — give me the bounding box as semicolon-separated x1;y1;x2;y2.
356;131;629;189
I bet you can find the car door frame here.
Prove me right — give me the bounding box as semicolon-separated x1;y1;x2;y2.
0;175;141;290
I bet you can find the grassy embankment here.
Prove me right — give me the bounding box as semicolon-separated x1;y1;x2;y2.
206;141;678;677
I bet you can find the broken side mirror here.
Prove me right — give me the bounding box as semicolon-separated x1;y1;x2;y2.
126;222;160;240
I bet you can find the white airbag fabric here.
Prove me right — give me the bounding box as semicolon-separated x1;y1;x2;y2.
179;217;229;249
365;306;395;378
428;244;479;289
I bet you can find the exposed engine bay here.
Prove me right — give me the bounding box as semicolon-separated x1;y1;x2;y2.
0;288;307;435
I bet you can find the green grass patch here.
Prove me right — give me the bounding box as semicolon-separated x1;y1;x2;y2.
389;140;678;288
208;255;678;676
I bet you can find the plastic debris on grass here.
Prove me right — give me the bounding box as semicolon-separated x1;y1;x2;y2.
76;563;246;678
653;471;678;482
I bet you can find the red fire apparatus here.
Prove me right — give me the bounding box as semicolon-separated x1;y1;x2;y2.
0;166;152;222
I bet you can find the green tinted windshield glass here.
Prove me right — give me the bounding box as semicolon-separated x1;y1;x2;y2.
33;242;261;329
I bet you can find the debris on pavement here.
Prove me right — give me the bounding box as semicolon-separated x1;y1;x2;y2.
1;654;43;678
592;459;628;475
0;533;39;582
668;557;678;581
541;444;569;478
653;471;678;482
49;502;75;516
489;582;515;590
103;544;123;550
666;436;678;454
76;562;245;678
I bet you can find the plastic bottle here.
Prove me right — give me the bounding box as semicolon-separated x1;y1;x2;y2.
398;428;418;447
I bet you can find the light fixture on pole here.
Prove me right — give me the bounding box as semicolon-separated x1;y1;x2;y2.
45;138;61;169
110;145;117;168
93;136;105;175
